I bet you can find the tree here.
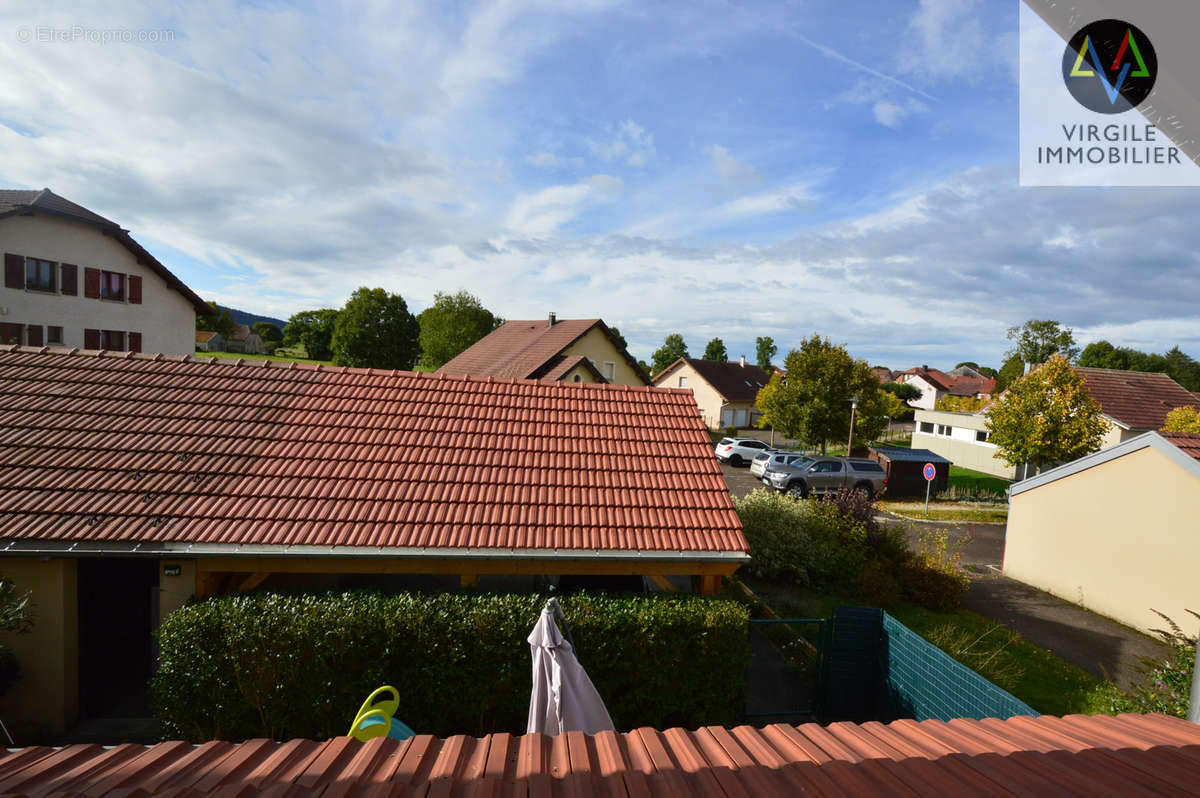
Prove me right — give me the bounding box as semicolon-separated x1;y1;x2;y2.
0;575;33;698
1163;406;1200;434
1006;319;1079;365
935;395;988;413
252;322;283;343
954;361;980;371
702;338;728;362
881;381;922;402
995;354;1025;392
283;309;339;361
196;301;237;339
416;290;502;369
651;334;688;374
607;326;629;352
985;355;1108;474
1164;347;1200;392
1078;341;1200;392
331;287;420;369
755;336;778;372
754;334;889;453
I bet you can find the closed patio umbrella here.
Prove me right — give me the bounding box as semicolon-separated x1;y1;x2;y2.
526;597;615;735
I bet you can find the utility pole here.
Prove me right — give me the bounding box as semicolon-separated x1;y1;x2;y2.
846;396;859;455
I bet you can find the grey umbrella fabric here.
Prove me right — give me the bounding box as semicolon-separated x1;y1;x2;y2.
526;597;615;735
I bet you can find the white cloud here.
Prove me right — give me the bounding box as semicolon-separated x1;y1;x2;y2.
872;98;928;128
525;151;584;170
504;174;622;237
707;144;762;190
900;0;986;82
587;120;656;167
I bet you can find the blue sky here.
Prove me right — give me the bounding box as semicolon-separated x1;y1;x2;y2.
1;0;1197;369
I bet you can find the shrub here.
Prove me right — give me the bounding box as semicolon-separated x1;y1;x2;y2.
725;425;738;437
153;591;748;741
851;560;902;608
1107;609;1198;718
898;528;970;611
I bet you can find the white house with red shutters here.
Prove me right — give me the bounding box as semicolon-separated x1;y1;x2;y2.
1;188;211;354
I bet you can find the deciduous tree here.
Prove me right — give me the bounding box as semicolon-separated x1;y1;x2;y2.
417;291;502;369
702;337;728;362
755;336;778;372
332;288;420;369
1006;319;1079;365
283;309;339;361
985;355;1108;473
754;334;888;453
1163;406;1200;434
881;382;922;402
995;354;1025;392
935;395;987;413
252;322;283;343
196;302;237;339
651;333;688;374
607;326;629;352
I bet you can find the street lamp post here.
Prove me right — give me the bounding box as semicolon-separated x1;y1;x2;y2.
847;396;860;455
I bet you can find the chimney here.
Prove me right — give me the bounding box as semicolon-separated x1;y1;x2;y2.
740;355;746;367
922;364;928;370
548;312;556;327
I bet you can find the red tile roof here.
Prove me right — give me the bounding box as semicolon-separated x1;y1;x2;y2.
653;358;771;402
1077;367;1200;430
900;367;996;397
0;347;745;555
439;318;650;384
3;714;1197;796
1164;432;1200;463
0;188;213;316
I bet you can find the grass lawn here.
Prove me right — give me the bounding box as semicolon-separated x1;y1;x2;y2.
739;578;1125;717
201;349;333;366
947;466;1010;496
878;500;1008;523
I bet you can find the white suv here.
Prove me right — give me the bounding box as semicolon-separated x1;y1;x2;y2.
714;437;773;467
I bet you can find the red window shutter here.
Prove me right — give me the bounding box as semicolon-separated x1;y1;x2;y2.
84;328;101;349
26;325;43;347
84;267;101;299
4;254;23;289
60;264;78;296
1;323;24;345
129;275;142;304
128;332;142;353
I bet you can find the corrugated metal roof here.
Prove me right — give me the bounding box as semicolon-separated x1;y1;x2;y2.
0;348;746;555
2;714;1197;796
870;447;952;463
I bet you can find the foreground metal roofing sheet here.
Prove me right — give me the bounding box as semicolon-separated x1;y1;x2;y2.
2;714;1198;797
0;348;746;554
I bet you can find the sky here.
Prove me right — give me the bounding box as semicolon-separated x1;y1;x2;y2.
1;0;1197;370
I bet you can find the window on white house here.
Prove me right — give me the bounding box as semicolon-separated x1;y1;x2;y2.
936;424;952;436
603;361;616;381
678;376;688;388
100;330;125;351
25;258;55;292
919;422;934;433
976;430;990;442
47;326;63;345
100;270;125;300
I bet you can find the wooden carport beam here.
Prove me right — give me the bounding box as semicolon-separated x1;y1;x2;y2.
646;575;678;592
237;572;270;593
194;557;741;578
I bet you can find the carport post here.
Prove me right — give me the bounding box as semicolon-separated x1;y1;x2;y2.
1189;637;1200;724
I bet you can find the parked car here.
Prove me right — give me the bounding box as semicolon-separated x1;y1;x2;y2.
714;437;773;466
749;451;810;478
762;456;888;498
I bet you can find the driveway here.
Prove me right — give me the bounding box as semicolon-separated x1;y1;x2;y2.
717;455;1172;690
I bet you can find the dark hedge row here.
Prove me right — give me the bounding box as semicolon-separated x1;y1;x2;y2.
152;591;749;741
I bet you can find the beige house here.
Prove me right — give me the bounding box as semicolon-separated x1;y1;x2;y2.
1004;432;1200;635
1;188;212;354
439;314;650;385
652;357;770;430
225;323;266;354
912;408;1016;479
912;367;1200;480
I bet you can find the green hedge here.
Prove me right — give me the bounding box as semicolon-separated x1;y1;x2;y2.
153;591;749;741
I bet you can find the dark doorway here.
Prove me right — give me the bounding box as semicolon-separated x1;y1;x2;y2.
77;559;159;718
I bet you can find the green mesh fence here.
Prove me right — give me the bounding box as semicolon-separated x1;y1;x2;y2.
878;612;1038;722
